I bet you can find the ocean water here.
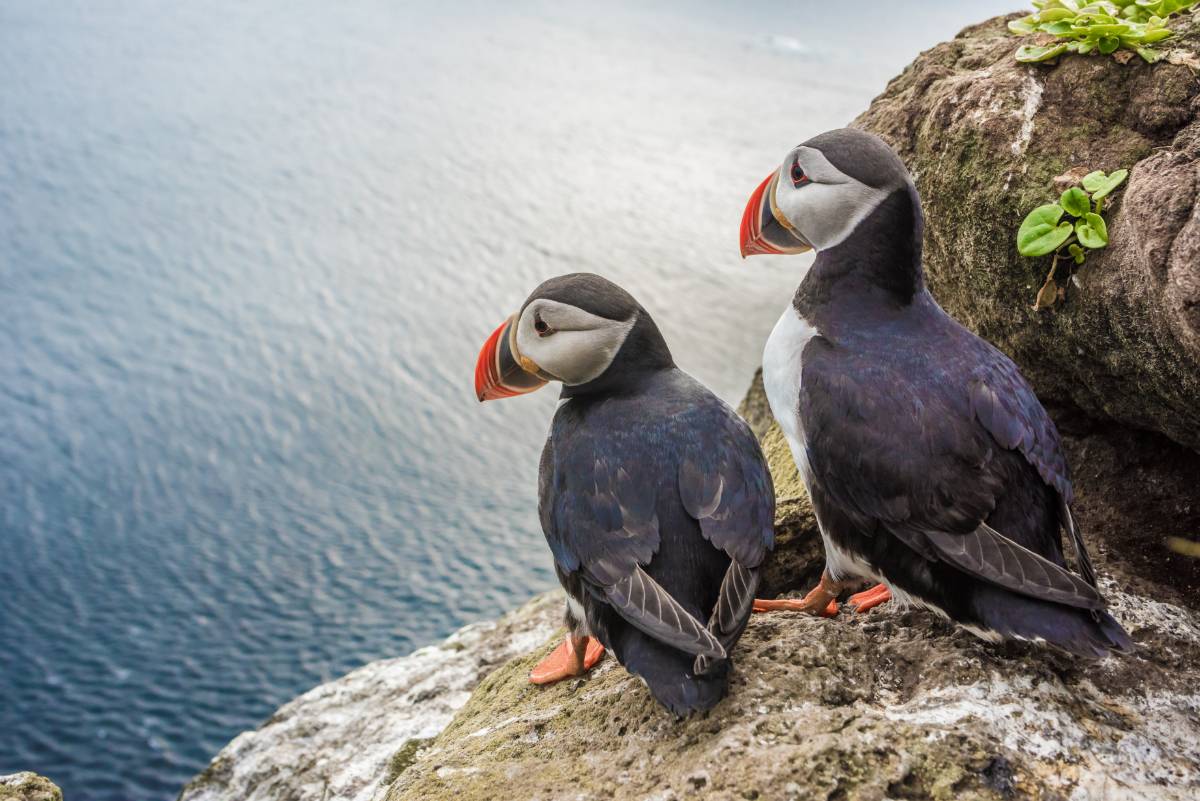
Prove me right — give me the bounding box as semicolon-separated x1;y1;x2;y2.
0;1;1016;798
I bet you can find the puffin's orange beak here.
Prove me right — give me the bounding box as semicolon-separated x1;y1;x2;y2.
474;316;549;402
739;171;813;258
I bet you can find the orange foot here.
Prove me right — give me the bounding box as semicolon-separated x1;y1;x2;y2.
752;569;844;618
529;635;605;685
752;595;838;617
847;583;892;613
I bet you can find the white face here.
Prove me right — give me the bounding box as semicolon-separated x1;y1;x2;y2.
513;298;637;386
771;146;901;251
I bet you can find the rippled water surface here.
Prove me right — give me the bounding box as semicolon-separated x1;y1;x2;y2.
0;1;1015;797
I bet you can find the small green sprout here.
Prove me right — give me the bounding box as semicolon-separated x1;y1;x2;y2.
1009;0;1197;64
1016;168;1128;309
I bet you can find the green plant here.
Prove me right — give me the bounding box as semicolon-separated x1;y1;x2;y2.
1009;0;1197;63
1016;168;1128;309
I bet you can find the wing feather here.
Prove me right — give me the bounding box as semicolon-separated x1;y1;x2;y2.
604;566;727;659
694;560;759;675
677;404;774;568
891;521;1103;609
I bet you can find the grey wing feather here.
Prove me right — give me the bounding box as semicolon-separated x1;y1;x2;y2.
1059;499;1097;587
694;560;758;675
677;404;775;568
892;521;1104;609
604;566;727;659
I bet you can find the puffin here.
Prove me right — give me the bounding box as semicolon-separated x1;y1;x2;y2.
474;273;775;714
737;128;1131;657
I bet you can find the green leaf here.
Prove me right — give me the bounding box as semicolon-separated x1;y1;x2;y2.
1008;18;1038;34
1060;187;1091;216
1018;204;1073;256
1137;45;1164;62
1081;170;1109;192
1098;35;1122;53
1016;43;1070;62
1091;168;1129;199
1038;7;1080;20
1075;212;1109;248
1141;28;1174;43
1041;20;1077;34
1069;243;1086;264
1083;23;1133;35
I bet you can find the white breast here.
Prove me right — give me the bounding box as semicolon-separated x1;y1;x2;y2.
762;303;874;583
762;304;819;485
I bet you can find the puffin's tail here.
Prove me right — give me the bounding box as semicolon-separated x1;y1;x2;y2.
971;583;1133;658
616;632;730;717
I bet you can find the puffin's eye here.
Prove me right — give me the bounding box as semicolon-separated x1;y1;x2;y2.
791;160;810;187
533;316;552;336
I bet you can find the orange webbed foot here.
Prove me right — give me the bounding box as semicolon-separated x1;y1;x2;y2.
529;636;605;685
752;596;839;617
752;569;844;618
846;583;892;613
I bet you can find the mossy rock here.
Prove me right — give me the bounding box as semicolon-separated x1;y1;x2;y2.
384;579;1200;800
855;13;1200;453
0;774;62;801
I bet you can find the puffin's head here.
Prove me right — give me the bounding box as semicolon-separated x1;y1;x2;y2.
475;273;665;402
739;128;914;257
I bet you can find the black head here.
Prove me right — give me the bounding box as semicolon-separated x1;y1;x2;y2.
474;273;672;402
740;128;924;302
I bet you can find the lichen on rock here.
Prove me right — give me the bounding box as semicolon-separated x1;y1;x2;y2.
0;773;62;801
383;579;1200;801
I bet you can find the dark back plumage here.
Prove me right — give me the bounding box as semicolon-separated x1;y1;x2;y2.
540;368;774;714
784;133;1129;656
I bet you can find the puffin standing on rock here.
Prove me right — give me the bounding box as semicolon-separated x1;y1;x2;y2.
474;273;776;714
739;128;1132;657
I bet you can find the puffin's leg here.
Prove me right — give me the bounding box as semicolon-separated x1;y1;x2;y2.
529;635;605;685
846;583;892;613
752;569;843;617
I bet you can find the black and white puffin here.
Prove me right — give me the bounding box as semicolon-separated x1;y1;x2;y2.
474;273;775;714
738;128;1131;657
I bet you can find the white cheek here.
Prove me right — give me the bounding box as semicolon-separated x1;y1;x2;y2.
515;305;636;385
777;181;889;250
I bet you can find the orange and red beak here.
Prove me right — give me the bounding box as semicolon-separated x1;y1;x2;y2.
739;171;812;258
474;315;550;402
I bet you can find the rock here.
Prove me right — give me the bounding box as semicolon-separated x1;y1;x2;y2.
383;582;1200;801
177;593;562;801
854;14;1200;453
0;773;62;801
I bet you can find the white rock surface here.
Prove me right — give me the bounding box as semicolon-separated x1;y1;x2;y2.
177;592;562;801
0;772;63;801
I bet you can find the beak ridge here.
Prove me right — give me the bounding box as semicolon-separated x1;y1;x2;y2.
739;171;813;258
474;316;549;402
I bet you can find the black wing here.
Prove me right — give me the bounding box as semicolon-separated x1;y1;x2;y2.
967;347;1096;586
800;332;1101;606
677;402;775;671
540;415;726;659
677;402;775;568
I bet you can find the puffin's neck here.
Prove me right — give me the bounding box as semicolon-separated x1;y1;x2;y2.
559;311;675;399
796;184;924;315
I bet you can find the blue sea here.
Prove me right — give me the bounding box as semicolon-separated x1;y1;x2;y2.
0;1;1015;797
